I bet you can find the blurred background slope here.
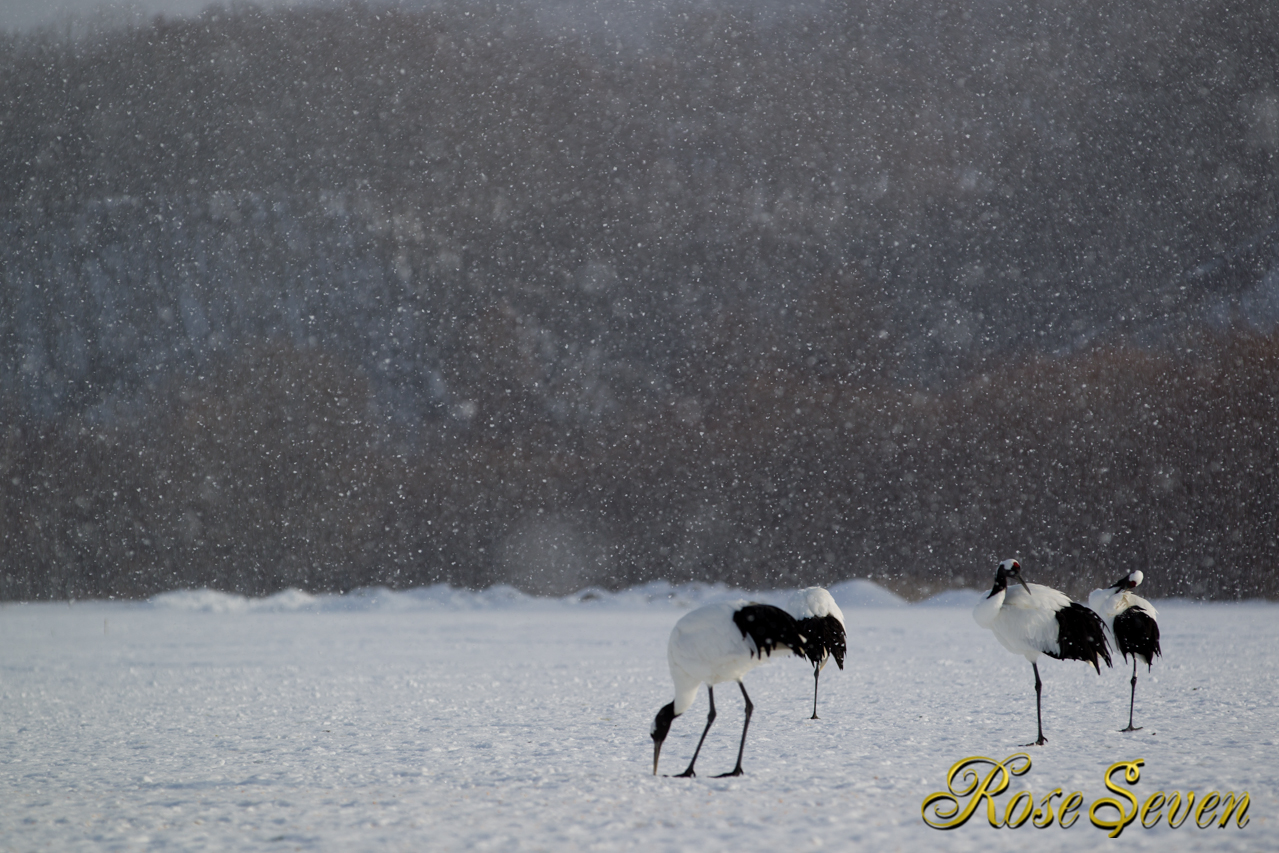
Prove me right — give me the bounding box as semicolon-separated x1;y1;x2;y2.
1;0;1276;600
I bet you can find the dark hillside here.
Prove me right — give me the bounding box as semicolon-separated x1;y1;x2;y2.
1;0;1276;599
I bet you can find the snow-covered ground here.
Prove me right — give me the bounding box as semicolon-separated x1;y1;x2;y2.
1;581;1274;851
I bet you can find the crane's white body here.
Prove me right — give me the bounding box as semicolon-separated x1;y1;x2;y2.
788;587;845;624
666;600;780;715
973;581;1073;662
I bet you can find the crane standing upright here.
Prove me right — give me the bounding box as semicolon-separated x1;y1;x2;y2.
973;559;1112;745
1089;570;1162;732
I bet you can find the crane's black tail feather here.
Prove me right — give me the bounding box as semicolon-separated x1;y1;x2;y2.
1049;602;1113;672
733;604;807;660
794;614;846;669
1114;606;1161;669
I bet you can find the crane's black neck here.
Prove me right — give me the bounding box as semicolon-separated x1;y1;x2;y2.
651;702;676;742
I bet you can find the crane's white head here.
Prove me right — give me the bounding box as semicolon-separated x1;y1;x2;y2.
1107;570;1143;591
988;558;1032;597
650;702;677;775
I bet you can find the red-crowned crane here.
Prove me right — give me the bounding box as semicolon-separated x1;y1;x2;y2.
973;559;1112;745
1089;570;1161;732
650;600;806;777
787;587;846;719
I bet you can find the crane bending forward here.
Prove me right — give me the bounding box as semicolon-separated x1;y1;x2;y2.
650;600;806;777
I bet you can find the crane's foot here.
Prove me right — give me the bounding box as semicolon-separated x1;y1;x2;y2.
671;769;696;778
810;714;820;720
1021;736;1048;747
1120;724;1143;733
713;768;744;778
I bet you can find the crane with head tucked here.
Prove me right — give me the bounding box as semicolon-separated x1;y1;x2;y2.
1089;570;1161;732
787;587;846;719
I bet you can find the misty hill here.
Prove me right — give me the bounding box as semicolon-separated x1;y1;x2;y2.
1;0;1276;601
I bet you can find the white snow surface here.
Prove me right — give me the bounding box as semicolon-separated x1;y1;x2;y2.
2;581;1274;851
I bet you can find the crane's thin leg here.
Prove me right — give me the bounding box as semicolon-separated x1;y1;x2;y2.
674;686;716;778
1121;659;1142;732
1023;663;1047;746
715;682;753;777
811;665;821;720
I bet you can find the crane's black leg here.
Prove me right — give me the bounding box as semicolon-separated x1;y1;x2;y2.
715;682;754;777
1023;663;1047;746
1121;659;1142;732
810;664;821;720
674;686;716;777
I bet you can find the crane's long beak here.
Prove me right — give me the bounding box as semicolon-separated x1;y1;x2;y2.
1017;576;1033;595
650;703;675;775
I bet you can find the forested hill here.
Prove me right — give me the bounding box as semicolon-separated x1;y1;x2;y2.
1;0;1277;601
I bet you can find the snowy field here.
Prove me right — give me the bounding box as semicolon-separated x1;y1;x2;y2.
1;580;1274;851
